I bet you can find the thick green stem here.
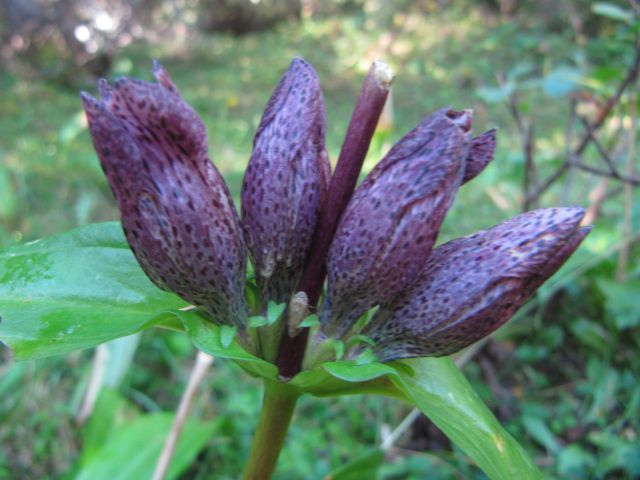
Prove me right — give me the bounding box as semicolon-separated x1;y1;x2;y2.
243;380;300;480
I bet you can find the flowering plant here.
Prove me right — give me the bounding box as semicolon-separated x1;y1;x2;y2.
0;57;589;479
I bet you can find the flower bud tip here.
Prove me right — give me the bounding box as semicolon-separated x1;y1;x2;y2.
372;60;394;89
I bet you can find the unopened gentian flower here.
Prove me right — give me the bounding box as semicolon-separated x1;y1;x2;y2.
360;207;590;361
81;62;248;331
242;58;330;305
321;108;473;339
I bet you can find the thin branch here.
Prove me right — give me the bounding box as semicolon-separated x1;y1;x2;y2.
523;125;538;211
76;343;109;424
567;159;640;185
152;351;214;480
380;409;421;451
501;77;540;211
617;93;636;280
579;117;619;175
525;42;640;204
562;98;578;204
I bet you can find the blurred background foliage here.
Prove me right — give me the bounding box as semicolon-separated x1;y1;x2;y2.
0;0;639;478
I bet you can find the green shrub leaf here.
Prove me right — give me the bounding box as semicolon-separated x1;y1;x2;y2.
391;357;543;480
0;222;187;360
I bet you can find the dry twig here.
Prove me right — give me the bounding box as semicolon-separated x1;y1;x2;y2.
152;351;214;480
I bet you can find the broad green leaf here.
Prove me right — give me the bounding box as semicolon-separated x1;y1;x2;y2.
392;357;543;480
543;67;583;97
476;83;515;103
327;449;384;480
596;278;640;329
81;388;136;464
75;412;218;480
521;415;561;453
592;2;635;23
0;223;188;360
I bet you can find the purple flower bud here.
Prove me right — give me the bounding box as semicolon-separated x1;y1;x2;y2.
462;128;497;184
81;63;248;328
321;108;473;339
241;58;330;304
362;207;590;361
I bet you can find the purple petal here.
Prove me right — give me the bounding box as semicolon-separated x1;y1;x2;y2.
462;128;497;184
241;58;330;304
321;108;473;339
363;207;589;361
82;64;248;327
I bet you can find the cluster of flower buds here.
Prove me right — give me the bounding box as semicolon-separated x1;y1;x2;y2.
82;57;589;368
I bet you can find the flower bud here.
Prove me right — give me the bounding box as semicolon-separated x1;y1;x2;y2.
321;108;473;339
241;58;330;304
363;207;589;361
81;63;248;328
463;128;497;184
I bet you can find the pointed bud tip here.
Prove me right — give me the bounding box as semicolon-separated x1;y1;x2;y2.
152;60;177;92
80;91;101;112
561;205;587;225
288;56;314;75
97;78;111;99
372;60;394;89
447;108;473;132
484;127;498;138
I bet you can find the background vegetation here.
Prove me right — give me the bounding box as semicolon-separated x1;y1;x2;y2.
0;0;639;478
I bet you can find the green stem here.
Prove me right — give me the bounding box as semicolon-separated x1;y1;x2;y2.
243;379;300;480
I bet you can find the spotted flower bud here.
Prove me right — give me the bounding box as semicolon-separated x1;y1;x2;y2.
463;128;497;184
362;207;590;361
81;63;248;328
321;108;473;339
241;58;330;304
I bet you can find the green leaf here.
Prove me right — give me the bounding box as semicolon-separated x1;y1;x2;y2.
596;278;640;329
521;415;561;453
220;325;237;349
0;223;187;360
327;449;384;480
178;309;278;379
392;357;543;480
75;413;218;480
346;334;375;348
331;339;345;360
248;315;268;328
592;2;635;23
299;313;319;328
476;83;514;103
543;67;583;97
557;444;597;478
266;301;286;325
81;388;136;464
322;360;398;383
